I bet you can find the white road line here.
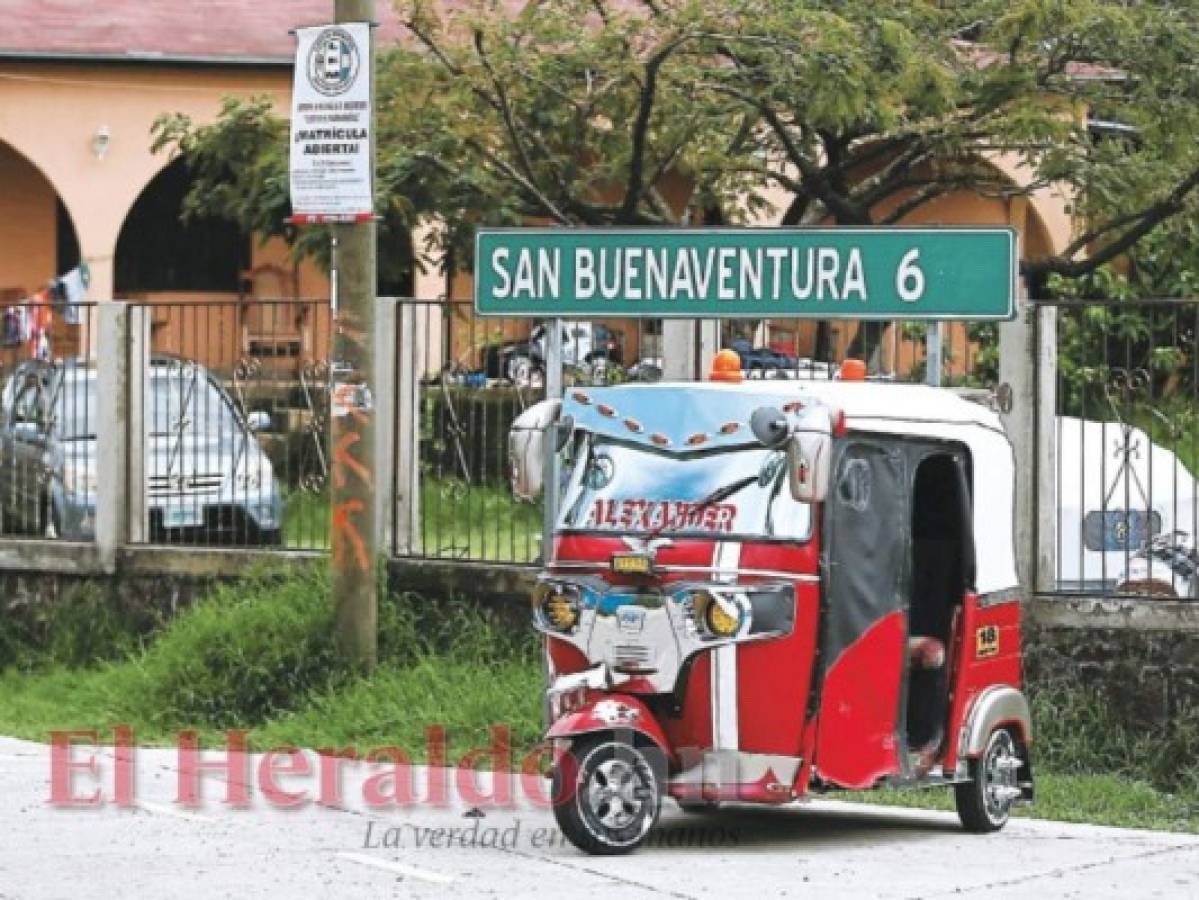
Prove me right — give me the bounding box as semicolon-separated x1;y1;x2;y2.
135;799;218;825
336;852;457;885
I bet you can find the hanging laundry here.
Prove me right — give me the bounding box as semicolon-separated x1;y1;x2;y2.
28;289;53;360
2;306;20;347
54;264;89;326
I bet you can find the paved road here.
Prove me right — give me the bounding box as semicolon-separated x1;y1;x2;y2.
1;735;1197;898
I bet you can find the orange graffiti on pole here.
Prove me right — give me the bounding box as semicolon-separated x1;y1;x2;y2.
332;499;370;572
332;431;372;488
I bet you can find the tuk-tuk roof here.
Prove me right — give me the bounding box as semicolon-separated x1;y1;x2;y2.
563;380;1006;450
563;380;1018;596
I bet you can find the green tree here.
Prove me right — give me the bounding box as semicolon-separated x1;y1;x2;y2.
154;1;1199;297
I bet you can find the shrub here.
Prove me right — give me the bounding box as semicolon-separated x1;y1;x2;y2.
118;568;537;733
0;581;145;671
1031;682;1199;793
132;566;347;729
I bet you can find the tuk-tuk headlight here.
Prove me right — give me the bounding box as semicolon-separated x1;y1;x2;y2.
533;581;581;633
706;599;741;637
690;589;746;638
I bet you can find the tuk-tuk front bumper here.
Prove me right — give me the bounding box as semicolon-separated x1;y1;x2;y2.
545;667;672;760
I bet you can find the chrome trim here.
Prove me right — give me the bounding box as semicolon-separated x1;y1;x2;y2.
711;543;740;751
672;751;803;792
549;559;820;583
976;587;1022;609
532;573;797;694
959;686;1031;762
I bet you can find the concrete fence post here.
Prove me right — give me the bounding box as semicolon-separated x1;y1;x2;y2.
1035;304;1058;594
373;298;398;556
662;320;697;380
999;299;1058;596
393;302;421;555
926;322;943;387
698;319;720;379
94;302;130;573
126;305;150;544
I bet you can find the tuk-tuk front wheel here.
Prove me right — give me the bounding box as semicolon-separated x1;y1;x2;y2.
552;734;664;855
955;728;1022;833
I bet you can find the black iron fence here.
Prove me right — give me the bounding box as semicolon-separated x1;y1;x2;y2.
1042;298;1199;599
125;300;332;550
26;292;1183;599
0;301;97;540
392;302;996;565
725;317;992;385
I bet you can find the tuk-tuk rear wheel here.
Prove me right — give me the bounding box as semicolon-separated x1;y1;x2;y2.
955;728;1022;833
551;733;665;855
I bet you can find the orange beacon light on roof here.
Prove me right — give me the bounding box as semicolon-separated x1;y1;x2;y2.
839;358;867;381
709;349;744;383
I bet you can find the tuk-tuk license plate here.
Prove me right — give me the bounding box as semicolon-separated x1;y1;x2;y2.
611;553;654;575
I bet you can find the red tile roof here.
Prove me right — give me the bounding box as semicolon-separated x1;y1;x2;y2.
0;1;405;65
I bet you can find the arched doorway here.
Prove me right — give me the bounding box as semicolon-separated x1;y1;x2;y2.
0;139;86;372
114;157;250;297
0;140;81;298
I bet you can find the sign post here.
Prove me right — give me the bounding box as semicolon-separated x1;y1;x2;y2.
291;3;377;670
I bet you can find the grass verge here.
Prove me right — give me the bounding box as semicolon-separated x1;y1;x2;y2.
854;774;1199;833
2;570;1198;833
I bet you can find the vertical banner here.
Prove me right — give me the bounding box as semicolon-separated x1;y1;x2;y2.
289;22;373;223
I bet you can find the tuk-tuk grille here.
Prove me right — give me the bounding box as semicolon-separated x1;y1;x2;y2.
610;644;652;665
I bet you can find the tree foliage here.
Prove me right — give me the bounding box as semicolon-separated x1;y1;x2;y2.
153;0;1199;286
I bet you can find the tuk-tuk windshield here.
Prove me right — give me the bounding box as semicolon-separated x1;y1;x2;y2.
558;435;811;541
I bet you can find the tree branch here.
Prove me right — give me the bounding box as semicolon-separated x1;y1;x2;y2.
620;33;694;221
462;140;572;222
709;84;869;224
1025;165;1199;277
472;29;540;188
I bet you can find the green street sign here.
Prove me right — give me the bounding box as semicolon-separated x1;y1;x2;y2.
474;227;1016;320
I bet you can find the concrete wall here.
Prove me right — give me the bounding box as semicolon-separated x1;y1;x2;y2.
4;555;1195;740
1025;596;1199;731
4;533;1197;740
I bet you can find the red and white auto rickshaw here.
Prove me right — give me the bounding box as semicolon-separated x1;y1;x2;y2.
510;358;1033;854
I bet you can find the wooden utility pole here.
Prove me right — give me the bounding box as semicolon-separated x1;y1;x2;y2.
330;0;377;669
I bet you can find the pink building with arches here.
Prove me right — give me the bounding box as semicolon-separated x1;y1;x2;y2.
0;1;1072;372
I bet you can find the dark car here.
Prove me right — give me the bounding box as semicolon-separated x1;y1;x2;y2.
483;322;624;380
729;339;798;374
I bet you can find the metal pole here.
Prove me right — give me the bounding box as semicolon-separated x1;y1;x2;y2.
925;322;943;387
330;0;377;669
542;318;564;562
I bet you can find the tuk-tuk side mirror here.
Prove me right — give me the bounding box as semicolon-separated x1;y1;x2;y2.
786;408;833;503
508;399;562;501
750;406;790;449
750;403;835;502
